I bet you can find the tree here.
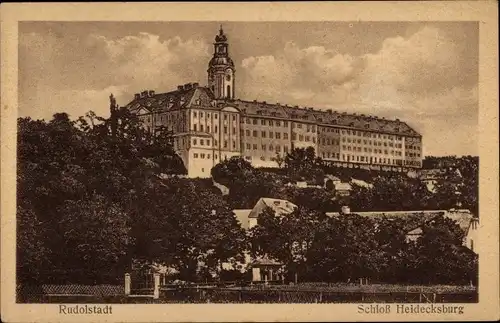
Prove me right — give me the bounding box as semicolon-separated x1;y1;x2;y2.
284;147;324;184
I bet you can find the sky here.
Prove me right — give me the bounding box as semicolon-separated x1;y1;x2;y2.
18;21;478;156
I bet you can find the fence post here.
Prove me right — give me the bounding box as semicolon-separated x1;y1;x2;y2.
125;273;131;296
153;273;160;299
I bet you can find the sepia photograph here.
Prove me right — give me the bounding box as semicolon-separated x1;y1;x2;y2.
1;2;498;322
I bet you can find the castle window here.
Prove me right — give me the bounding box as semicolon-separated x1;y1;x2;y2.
207;154;211;159
215;126;218;133
200;139;204;146
246;130;250;136
233;141;236;149
194;124;198;131
284;133;288;140
214;140;218;146
194;153;198;158
233;127;236;134
224;141;228;148
269;120;274;126
269;132;274;139
193;139;197;145
253;130;257;137
261;119;266;125
262;131;266;138
253;144;257;150
200;125;204;132
214;113;218;119
262;145;266;151
253;119;257;125
276;132;281;139
207;126;210;132
276;121;281;126
246;143;251;149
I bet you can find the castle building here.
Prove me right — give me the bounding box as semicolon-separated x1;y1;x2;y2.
126;27;423;178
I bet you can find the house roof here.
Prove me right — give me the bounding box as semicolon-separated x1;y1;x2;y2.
233;209;253;230
248;197;297;219
334;182;352;191
325;209;474;237
251;256;283;266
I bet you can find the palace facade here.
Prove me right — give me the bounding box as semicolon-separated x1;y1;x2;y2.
126;27;423;178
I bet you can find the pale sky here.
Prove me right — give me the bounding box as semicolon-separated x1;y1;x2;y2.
19;21;478;156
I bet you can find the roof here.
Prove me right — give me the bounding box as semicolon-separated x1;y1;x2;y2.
325;209;474;237
350;178;373;188
126;84;216;114
233;209;253;230
419;168;463;180
248;198;297;219
125;86;420;137
334;182;352;191
251;256;282;266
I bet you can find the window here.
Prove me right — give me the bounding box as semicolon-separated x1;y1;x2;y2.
194;124;198;131
306;125;310;132
201;153;205;159
298;124;302;129
233;141;236;149
299;135;303;141
284;146;289;153
269;132;274;139
232;127;236;135
261;119;266;125
200;139;204;146
200;125;204;132
214;140;218;146
214;113;218;119
194;153;198;158
224;141;228;148
207;140;211;146
232;115;236;121
262;144;266;151
246;143;251;149
224;114;228;121
284;133;289;140
224;126;228;134
207;154;211;159
246;130;250;136
276;121;281;127
283;121;288;127
193;112;197;118
253;144;257;150
200;112;204;118
253;119;257;125
276;132;281;139
207;126;210;132
269;120;274;126
246;117;250;124
260;156;266;161
275;145;280;152
193;139;197;145
313;137;316;143
305;136;310;141
215;154;218;159
269;145;274;151
253;130;257;137
262;131;266;138
312;125;316;132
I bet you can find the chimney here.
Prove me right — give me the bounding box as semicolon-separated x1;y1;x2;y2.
184;83;192;90
177;85;183;91
192;82;199;88
134;93;140;100
148;90;155;97
326;109;332;114
141;91;148;98
341;205;351;214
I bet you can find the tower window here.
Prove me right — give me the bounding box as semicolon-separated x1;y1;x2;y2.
227;85;231;99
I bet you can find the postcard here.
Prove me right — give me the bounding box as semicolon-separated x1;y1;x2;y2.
1;1;498;322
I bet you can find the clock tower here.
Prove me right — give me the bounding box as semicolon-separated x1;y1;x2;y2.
208;26;235;100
